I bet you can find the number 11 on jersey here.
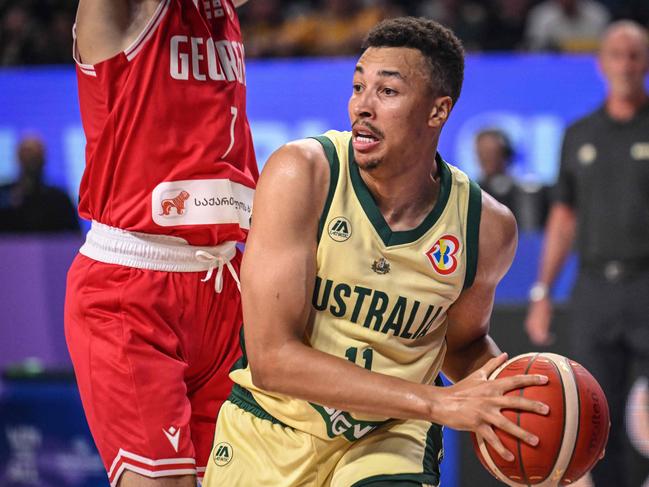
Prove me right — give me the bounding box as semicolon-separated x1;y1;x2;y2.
345;347;373;370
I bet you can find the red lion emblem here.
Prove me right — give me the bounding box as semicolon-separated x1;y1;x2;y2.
160;190;190;216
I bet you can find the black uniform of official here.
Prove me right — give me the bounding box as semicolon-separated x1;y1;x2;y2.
555;101;649;486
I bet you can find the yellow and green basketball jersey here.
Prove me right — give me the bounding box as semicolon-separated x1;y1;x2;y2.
229;130;481;442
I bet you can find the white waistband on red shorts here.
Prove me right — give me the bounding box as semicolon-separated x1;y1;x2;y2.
80;220;240;293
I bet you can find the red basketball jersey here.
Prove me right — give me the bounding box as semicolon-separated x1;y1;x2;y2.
74;0;258;246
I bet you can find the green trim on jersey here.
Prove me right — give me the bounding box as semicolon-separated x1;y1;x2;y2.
351;472;440;487
463;180;482;289
228;385;289;427
347;140;452;247
422;423;443;478
309;403;389;442
230;326;247;372
311;135;341;241
228;329;289;426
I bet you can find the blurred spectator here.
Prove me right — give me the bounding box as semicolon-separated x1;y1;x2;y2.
418;0;488;50
43;10;74;64
239;0;287;58
475;128;548;230
482;0;532;50
0;136;79;233
475;129;518;210
0;5;38;65
526;0;610;51
6;0;649;61
265;0;400;57
0;0;75;65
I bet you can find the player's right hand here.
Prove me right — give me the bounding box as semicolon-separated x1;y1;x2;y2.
433;354;549;462
525;298;554;346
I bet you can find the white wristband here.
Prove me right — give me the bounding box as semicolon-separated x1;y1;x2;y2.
529;282;549;302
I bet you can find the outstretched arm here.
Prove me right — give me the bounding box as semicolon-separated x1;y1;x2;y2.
242;150;547;460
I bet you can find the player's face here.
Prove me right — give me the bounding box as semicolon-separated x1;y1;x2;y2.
348;47;440;170
599;28;649;99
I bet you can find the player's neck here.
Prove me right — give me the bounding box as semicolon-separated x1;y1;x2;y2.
605;90;649;121
361;155;440;232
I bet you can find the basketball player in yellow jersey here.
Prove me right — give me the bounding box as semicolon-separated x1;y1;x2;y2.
204;17;549;486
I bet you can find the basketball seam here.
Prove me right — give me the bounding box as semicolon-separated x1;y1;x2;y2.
543;353;582;487
518;353;539;487
547;357;567;484
561;361;581;483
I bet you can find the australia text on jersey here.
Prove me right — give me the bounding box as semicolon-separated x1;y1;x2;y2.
313;276;445;340
170;36;246;84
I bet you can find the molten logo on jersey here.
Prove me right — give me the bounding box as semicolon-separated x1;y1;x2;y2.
160;190;190;216
426;235;460;275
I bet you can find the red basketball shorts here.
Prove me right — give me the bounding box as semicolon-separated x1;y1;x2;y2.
64;248;242;486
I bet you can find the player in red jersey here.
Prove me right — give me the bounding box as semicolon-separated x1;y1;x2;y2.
64;1;257;485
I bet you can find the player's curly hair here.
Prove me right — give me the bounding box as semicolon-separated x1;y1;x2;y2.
362;17;465;106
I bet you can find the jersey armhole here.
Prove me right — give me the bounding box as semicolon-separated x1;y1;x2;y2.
463;180;482;289
310;136;340;242
72;0;171;73
72;24;97;77
124;0;171;61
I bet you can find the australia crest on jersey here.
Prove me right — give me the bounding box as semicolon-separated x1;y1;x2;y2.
371;257;391;275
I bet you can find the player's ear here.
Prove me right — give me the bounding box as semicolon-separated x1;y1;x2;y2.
428;96;452;129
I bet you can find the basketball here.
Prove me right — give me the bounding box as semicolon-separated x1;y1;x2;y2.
472;353;610;486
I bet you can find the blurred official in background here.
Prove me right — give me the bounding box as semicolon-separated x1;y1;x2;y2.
526;20;649;487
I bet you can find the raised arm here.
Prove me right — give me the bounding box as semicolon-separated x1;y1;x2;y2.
242;147;547;460
75;0;161;65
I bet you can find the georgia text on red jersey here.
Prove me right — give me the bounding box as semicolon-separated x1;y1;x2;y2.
74;0;258;246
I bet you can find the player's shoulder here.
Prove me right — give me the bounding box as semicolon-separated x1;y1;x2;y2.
254;137;333;223
478;190;517;258
266;138;328;171
259;136;332;193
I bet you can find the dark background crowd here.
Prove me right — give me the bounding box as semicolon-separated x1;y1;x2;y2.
1;0;649;65
2;0;648;234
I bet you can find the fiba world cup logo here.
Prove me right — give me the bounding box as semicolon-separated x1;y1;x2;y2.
426;235;460;275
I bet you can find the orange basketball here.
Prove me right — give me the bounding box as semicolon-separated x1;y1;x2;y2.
472;353;610;485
